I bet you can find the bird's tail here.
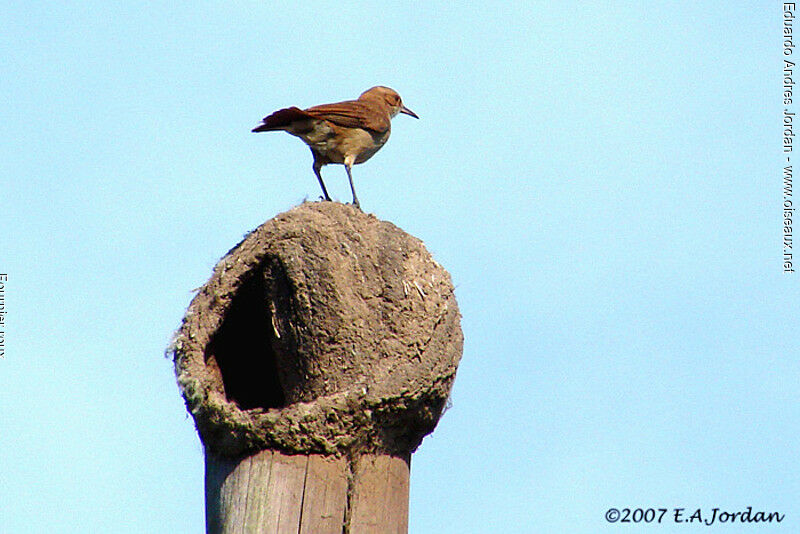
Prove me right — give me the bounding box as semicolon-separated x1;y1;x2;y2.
251;106;313;132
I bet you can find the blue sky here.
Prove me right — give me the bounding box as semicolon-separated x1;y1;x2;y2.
1;2;795;533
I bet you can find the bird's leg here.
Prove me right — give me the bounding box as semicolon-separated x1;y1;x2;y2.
312;159;332;201
344;156;360;209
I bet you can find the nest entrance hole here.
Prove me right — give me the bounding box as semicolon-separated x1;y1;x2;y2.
205;268;285;410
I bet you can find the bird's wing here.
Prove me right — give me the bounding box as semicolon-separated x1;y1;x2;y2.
304;100;390;133
252;106;313;132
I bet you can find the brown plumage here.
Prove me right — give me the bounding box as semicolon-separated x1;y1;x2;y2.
252;86;418;209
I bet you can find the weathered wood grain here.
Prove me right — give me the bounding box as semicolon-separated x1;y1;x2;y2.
299;455;348;534
348;455;410;534
206;451;409;534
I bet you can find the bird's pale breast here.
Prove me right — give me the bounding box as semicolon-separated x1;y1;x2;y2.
288;119;390;166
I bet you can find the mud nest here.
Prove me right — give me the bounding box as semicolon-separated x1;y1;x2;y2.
170;202;463;458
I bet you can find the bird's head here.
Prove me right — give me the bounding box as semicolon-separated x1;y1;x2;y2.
360;86;419;120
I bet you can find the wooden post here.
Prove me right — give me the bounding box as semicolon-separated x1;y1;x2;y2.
170;202;462;534
204;451;409;534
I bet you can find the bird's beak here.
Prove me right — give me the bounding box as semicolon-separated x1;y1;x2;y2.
400;105;419;119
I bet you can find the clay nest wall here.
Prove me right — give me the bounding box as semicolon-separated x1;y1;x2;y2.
169;202;463;458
